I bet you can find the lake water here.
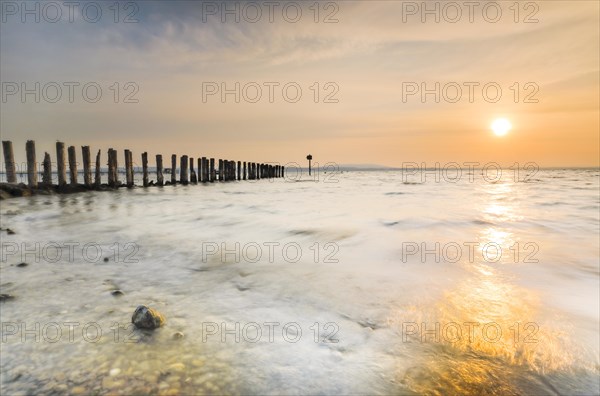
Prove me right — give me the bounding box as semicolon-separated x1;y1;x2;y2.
1;168;599;395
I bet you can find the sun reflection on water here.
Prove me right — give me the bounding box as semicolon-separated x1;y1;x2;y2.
395;179;580;394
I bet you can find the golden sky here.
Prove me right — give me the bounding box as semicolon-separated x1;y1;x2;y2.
1;1;598;167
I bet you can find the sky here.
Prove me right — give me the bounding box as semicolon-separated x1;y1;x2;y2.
1;0;599;168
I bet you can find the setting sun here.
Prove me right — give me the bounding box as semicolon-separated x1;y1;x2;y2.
491;118;512;136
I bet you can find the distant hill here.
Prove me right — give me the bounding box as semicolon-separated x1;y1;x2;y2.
294;164;394;171
338;164;394;170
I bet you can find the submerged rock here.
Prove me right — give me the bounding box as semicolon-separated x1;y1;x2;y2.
109;368;121;377
132;305;165;329
111;290;124;297
16;262;28;268
0;293;15;302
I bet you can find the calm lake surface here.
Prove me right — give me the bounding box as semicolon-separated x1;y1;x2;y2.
1;169;599;395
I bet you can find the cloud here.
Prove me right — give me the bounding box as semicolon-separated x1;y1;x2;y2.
0;0;598;166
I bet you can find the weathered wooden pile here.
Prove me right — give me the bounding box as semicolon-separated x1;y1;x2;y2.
1;140;284;190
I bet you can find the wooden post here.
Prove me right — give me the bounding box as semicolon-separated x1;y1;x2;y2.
180;155;189;184
95;150;101;187
218;159;223;181
114;149;119;187
114;149;119;186
82;146;91;187
198;157;204;183
237;161;241;181
200;157;206;182
124;149;133;187
42;152;52;185
68;145;77;186
206;158;211;182
282;166;285;177
171;154;177;184
204;158;209;182
243;162;247;180
190;157;197;183
210;158;215;182
26;140;37;187
108;148;118;188
107;149;114;187
156;154;164;186
129;150;134;186
200;158;205;182
56;142;67;186
190;157;194;183
201;159;204;182
199;157;204;182
142;152;149;187
2;141;17;183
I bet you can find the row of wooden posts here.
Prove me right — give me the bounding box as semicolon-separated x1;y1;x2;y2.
1;140;285;188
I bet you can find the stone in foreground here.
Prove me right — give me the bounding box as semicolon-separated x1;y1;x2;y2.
132;305;166;329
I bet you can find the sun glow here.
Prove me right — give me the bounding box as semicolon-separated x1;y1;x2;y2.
491;118;512;136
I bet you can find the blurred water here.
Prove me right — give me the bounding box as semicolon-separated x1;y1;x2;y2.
1;169;599;395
